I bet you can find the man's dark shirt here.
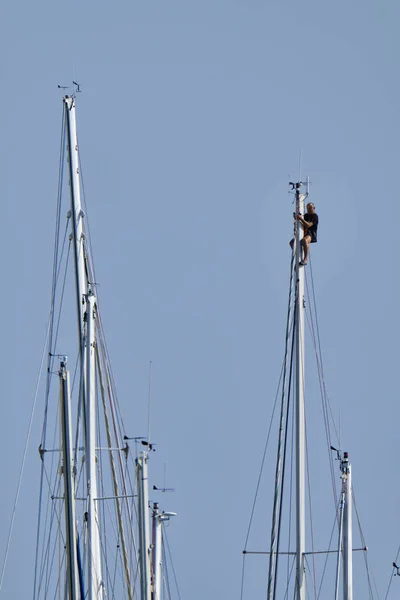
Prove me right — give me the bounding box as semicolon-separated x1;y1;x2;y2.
304;212;318;243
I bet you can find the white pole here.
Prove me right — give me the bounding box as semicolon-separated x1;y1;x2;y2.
63;96;87;337
137;453;152;600
295;183;306;600
64;96;104;599
153;504;162;600
59;360;80;600
152;505;177;600
86;292;104;599
335;491;345;600
342;453;353;600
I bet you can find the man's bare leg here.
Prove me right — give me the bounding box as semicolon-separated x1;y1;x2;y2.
300;236;311;264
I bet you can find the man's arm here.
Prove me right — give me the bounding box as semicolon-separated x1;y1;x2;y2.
297;213;317;229
296;214;312;229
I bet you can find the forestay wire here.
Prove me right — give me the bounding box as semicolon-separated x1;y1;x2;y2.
33;104;69;600
305;256;377;599
0;104;68;598
241;247;297;599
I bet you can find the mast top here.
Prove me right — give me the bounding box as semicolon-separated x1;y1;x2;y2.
289;177;310;196
62;81;82;106
63;95;75;110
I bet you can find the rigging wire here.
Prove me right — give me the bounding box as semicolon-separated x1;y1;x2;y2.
304;264;339;512
306;258;377;599
96;346;134;598
164;527;183;600
242;246;297;566
239;358;284;599
316;505;340;600
43;497;65;598
385;545;400;600
307;258;340;440
81;198;136;521
35;236;72;598
78;130;132;449
33;105;67;600
304;301;338;510
268;250;296;598
72;134;136;593
285;371;295;597
51;237;72;363
147;361;152;444
352;487;376;599
283;554;296;600
38;431;62;592
40;105;67;446
162;541;172;600
241;359;286;549
38;478;64;597
272;298;297;598
268;249;296;598
0;315;52;595
304;411;317;600
240;553;246;600
240;321;296;596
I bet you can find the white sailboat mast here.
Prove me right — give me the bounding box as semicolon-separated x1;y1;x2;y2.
294;181;307;600
152;503;163;600
152;503;177;600
59;360;80;600
342;452;353;600
137;452;152;600
86;291;104;598
64;96;87;338
64;96;104;599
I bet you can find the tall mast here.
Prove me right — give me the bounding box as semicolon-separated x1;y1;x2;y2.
59;360;80;600
152;503;177;600
152;503;162;600
86;292;104;598
64;96;104;599
137;452;152;600
294;181;308;600
342;452;353;600
64;96;87;339
334;484;345;600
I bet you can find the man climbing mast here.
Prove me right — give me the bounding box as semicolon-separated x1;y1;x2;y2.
297;202;318;265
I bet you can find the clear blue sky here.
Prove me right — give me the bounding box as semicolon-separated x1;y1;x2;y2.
1;0;400;597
